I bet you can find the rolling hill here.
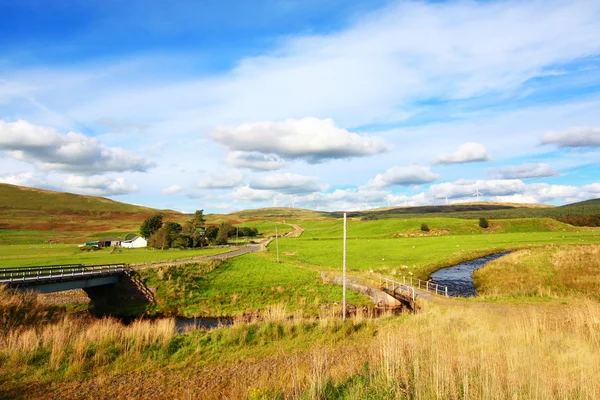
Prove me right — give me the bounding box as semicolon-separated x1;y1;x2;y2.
1;183;598;243
0;183;187;243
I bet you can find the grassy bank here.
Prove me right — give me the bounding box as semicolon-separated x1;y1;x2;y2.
140;253;372;317
2;286;599;399
474;244;600;300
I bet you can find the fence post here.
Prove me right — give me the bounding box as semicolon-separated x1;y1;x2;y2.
410;277;413;286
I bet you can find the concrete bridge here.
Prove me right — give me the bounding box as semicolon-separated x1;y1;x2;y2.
0;264;154;311
380;276;450;310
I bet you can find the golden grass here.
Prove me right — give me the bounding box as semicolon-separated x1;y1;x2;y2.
475;244;600;298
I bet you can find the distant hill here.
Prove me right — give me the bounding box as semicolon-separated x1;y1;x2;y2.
559;198;600;210
0;183;162;213
0;183;186;243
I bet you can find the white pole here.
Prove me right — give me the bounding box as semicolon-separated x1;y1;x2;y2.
275;227;280;263
343;212;347;321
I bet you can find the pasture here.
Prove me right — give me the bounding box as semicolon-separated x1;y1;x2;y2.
141;253;371;317
0;244;233;269
272;227;600;280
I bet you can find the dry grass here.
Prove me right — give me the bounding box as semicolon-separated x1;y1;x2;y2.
475;244;600;298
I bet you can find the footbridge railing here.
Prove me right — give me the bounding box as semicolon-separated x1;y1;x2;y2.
380;277;416;302
380;276;450;299
0;264;128;285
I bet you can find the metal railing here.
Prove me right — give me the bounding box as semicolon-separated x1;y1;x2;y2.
380;277;416;302
0;264;128;284
380;275;449;298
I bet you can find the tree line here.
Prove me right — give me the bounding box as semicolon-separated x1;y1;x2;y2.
140;210;259;249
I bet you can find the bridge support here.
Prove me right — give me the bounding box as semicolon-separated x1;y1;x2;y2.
83;273;154;315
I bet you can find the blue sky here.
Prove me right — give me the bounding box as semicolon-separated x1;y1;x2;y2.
1;0;599;212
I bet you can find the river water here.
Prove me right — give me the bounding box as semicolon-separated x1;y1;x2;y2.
430;252;511;297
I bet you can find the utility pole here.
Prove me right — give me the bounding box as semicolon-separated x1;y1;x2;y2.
342;212;347;321
275;227;280;263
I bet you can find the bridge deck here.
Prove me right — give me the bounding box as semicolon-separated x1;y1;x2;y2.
0;264;127;288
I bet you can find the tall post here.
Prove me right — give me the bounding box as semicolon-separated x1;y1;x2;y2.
343;212;347;321
275;227;280;263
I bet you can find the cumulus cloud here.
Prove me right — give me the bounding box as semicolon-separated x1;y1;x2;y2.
226;151;286;171
162;185;182;195
211;118;390;163
232;186;275;202
0;171;45;188
433;142;490;165
199;171;244;189
365;165;440;189
488;163;558;179
62;175;138;196
249;172;327;195
0;120;154;174
541;127;600;148
426;179;600;205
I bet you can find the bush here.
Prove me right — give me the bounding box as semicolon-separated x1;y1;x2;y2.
420;223;430;232
479;217;489;229
80;245;101;252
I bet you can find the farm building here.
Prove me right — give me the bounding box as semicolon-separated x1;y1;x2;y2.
121;236;148;248
97;237;122;247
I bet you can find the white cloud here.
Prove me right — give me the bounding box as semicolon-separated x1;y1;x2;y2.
365;165;440;189
199;171;244;189
434;142;490;165
249;172;327;194
162;185;182;195
0;120;154;174
211;118;390;163
62;175;138;196
488;163;558;179
427;179;600;205
0;171;44;188
226;151;286;171
541;127;600;148
232;185;275;202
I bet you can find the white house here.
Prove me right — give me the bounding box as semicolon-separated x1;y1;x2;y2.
120;236;148;248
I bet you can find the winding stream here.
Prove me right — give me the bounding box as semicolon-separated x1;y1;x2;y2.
430;252;511;297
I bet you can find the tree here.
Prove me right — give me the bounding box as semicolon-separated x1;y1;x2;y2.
140;214;163;239
205;226;219;242
149;226;170;249
421;223;430;232
185;210;207;247
215;222;234;245
479;217;489;229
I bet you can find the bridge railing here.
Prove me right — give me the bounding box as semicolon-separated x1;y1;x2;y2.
380;277;416;302
0;264;128;284
381;275;450;298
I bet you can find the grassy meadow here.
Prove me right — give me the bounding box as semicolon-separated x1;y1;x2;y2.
0;244;233;269
140;253;371;317
2;285;600;399
2;186;600;399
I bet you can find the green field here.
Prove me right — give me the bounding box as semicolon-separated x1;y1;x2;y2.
0;244;233;268
272;232;600;281
140;253;371;317
292;217;580;239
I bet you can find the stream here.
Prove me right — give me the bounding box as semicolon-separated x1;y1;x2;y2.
430;252;511;297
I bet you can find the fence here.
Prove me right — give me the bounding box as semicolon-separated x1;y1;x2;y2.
380;276;416;302
380;275;450;298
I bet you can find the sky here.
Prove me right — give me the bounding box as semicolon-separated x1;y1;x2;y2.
1;0;600;213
